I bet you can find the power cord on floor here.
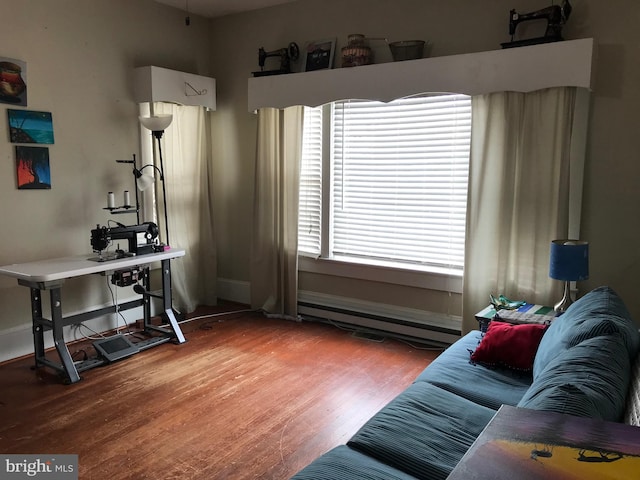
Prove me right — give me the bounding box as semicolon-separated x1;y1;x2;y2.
304;315;446;352
106;275;134;335
195;309;258;330
72;322;106;341
72;349;88;362
152;307;258;330
396;337;447;352
67;277;138;360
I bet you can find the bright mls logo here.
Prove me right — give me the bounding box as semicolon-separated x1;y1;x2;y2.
1;455;78;479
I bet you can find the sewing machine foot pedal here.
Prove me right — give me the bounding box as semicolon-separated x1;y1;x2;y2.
93;334;139;362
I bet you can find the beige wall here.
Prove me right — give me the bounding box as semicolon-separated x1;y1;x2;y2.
0;0;211;333
209;0;640;323
1;0;639;350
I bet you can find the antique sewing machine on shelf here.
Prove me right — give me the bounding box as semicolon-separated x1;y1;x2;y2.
252;42;299;77
501;0;572;49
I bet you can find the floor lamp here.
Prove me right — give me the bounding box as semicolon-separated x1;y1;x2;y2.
139;113;172;247
138;112;181;322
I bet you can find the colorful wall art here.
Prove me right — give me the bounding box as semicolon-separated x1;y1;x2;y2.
0;57;27;106
449;405;640;480
16;146;51;189
8;109;54;144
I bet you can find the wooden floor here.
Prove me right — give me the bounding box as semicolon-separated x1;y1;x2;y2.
0;306;440;479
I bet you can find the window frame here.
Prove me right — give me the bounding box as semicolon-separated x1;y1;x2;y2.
299;95;471;294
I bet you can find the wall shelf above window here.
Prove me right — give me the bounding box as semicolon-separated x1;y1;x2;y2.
248;38;594;111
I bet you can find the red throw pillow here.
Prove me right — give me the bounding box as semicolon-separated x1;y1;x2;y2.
471;321;547;371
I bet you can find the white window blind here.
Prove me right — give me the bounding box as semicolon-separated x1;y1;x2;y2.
333;95;471;269
299;94;472;271
298;106;323;255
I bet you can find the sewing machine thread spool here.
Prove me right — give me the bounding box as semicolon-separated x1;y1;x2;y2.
107;192;115;209
123;190;130;207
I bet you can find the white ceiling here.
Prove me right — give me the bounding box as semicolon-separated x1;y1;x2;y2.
154;0;298;18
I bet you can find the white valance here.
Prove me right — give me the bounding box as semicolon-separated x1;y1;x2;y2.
134;66;216;110
248;38;594;111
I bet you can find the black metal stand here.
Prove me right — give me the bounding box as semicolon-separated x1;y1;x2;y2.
114;154;142;224
24;257;185;384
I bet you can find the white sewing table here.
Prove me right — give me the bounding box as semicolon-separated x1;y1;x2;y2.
0;248;186;384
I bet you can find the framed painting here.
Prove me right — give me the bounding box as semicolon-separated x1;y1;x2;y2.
8;110;54;144
16;146;51;190
449;405;640;480
0;57;27;106
303;39;336;72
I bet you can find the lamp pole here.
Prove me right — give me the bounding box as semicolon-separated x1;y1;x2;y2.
153;130;170;247
139;110;173;248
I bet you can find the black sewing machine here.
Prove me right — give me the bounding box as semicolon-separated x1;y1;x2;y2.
501;0;572;49
252;42;299;77
89;222;160;262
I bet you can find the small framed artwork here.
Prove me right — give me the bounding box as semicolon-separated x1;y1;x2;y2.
0;57;27;106
303;39;336;72
8;109;54;144
16;146;51;190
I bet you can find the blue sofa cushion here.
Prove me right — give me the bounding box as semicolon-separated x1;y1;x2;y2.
347;382;496;480
518;334;631;421
290;445;418;480
533;286;639;379
414;331;532;409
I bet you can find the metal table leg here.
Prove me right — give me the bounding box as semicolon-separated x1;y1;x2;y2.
161;258;185;343
49;287;81;384
138;259;186;345
30;288;45;370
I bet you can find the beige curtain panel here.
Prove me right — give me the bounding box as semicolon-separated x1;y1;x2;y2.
250;106;304;319
142;102;218;313
462;87;578;334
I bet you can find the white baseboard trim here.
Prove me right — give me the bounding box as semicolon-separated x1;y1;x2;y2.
2;280;459;362
0;296;154;364
1;276;252;364
298;290;461;345
216;278;251;305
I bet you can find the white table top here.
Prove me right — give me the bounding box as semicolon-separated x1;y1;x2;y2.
0;248;185;283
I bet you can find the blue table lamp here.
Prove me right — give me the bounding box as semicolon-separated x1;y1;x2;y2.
549;239;589;313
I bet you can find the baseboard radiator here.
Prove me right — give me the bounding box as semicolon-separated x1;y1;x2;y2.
298;291;461;346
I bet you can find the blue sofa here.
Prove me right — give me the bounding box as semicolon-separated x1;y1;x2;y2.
291;286;640;479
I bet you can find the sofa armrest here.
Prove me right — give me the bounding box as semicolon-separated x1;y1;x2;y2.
625;351;640;426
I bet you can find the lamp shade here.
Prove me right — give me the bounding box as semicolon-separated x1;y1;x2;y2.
139;114;173;132
136;174;155;191
549;240;589;281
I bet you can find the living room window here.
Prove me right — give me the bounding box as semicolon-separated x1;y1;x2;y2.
298;94;472;276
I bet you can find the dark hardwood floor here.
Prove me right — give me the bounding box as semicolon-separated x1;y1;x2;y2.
0;305;440;479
